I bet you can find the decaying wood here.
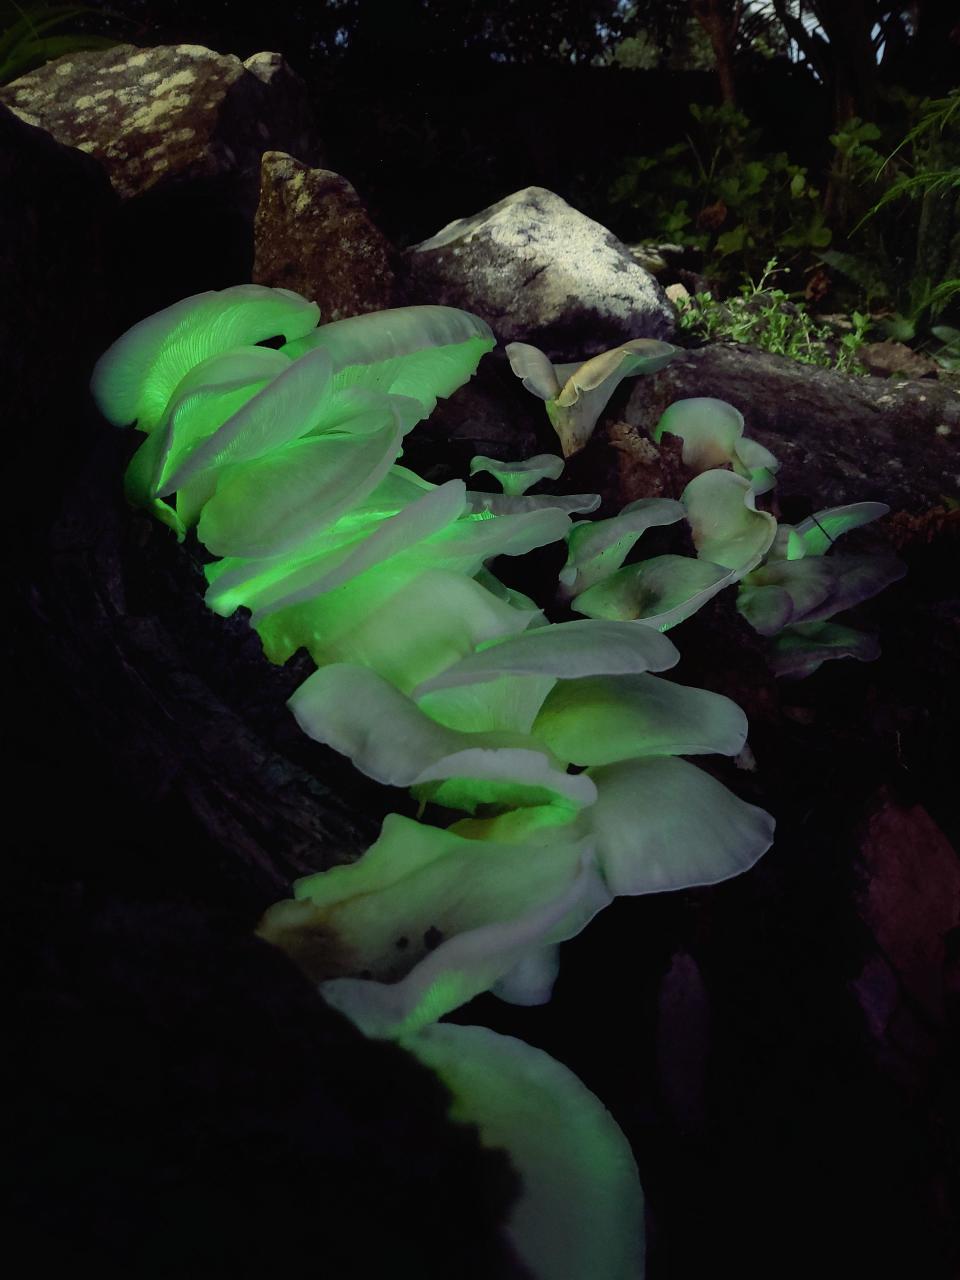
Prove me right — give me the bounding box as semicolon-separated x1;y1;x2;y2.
626;342;960;514
23;429;388;907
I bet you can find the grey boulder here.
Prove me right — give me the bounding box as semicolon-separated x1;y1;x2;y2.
403;186;675;361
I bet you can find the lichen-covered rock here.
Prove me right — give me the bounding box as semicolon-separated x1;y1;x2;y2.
0;43;323;202
402;186;675;361
253;153;399;320
0;44;325;311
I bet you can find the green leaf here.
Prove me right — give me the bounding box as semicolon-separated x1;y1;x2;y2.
11;30;116;64
715;224;749;256
818;251;891;299
741;160;769;193
1;4;95;62
881;313;916;342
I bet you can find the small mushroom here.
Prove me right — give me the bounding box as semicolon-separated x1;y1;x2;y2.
507;339;678;457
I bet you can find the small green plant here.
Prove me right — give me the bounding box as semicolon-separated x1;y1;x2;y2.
610;104;831;289
0;1;122;85
674;258;870;373
821;91;960;367
929;324;960;372
865;90;960;216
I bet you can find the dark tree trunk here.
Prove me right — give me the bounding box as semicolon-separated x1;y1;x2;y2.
691;0;742;106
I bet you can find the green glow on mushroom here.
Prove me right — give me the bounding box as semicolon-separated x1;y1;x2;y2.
654;395;780;494
95;288;813;1280
469;453;565;496
402;1024;645;1280
507;338;678;456
559;498;686;597
91;284;319;432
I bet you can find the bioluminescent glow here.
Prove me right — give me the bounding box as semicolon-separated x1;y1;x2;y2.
91;283;893;1279
507;337;679;456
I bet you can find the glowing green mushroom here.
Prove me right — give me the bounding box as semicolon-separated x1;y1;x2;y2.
91;284;320;432
791;501;892;556
257;813;606;990
413;618;680;698
736;557;835;635
559;497;687;597
572;555;734;631
681;470;777;573
265;560;541;685
469;453;565;496
531;673;748;766
507;339;678;457
196;409;405;558
735;499;904;672
769;621;882;678
123;344;294;525
315;850;610;1038
248;493;568;684
466;490;601;517
241;480;467;618
203;466;443;619
654;396;780;495
402;1024;645;1280
287;662;590;808
281;304;496;422
575;756;775;895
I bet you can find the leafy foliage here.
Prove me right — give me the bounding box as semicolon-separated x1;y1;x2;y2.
821;90;960;365
675;258;870;372
0;1;122;84
610;104;831;289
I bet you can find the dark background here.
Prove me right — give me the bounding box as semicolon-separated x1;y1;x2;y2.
6;3;960;1278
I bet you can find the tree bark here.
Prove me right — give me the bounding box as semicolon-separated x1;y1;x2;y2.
691;0;742;105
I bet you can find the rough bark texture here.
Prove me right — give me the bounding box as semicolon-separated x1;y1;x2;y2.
691;0;741;105
8;890;530;1279
29;426;391;905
